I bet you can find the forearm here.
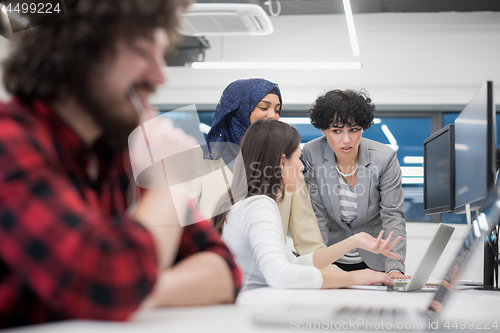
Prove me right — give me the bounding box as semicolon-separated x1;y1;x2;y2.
132;188;184;269
313;236;356;268
379;152;407;272
140;251;235;308
319;269;353;289
381;217;406;272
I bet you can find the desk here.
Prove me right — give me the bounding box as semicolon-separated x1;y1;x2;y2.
4;288;500;333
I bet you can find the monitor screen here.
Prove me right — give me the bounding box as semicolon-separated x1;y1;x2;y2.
424;124;455;214
454;81;496;212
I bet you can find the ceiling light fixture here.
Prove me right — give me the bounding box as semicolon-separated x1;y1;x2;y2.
403;156;424;164
190;62;362;69
280;118;312;125
342;0;360;57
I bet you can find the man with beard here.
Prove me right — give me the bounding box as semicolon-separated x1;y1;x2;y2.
0;0;241;328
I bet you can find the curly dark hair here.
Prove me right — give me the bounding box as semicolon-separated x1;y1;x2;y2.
2;0;190;104
309;89;375;130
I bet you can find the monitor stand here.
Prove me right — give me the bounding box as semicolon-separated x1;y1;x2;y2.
465;204;472;225
483;164;500;290
483;227;499;290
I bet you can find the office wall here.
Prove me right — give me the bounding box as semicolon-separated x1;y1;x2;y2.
406;223;483;282
151;11;500;108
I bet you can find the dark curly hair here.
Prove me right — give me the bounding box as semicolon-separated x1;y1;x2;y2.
2;0;190;104
309;89;375;130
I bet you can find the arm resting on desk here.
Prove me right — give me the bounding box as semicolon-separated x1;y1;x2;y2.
140;216;241;307
320;269;394;289
140;251;235;308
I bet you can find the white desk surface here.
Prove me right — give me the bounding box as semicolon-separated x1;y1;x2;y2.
4;287;500;333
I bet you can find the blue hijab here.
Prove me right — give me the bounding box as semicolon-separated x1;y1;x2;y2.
202;78;282;165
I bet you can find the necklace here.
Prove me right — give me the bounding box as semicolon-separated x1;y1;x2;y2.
336;165;358;177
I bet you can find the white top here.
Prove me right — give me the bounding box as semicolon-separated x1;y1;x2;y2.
222;195;323;290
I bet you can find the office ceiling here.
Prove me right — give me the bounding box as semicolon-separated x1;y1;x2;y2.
195;0;500;16
153;8;500;107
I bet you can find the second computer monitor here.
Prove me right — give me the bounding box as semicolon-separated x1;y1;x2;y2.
424;124;455;214
454;81;496;213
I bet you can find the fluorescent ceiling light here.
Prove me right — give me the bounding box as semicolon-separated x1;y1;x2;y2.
199;123;211;134
381;124;397;145
373;118;382;124
402;178;423;185
280;118;312;125
386;144;399;151
190;62;362;70
403;156;424;164
455;119;487;125
342;0;360;57
401;167;423;177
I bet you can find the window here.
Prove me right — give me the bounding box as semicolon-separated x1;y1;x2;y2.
164;108;499;224
281;115;432;222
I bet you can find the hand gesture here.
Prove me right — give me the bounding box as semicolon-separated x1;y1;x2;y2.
354;230;401;260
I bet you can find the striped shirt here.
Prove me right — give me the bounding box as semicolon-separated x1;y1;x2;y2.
335;174;363;265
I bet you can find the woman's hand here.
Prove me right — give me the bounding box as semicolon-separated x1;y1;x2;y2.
387;271;411;279
349;269;395;286
353;230;401;259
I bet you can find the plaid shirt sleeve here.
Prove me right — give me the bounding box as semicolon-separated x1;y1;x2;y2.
175;202;242;300
0;117;158;325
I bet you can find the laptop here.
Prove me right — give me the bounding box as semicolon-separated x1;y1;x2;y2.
343;223;454;292
252;186;500;330
393;223;455;292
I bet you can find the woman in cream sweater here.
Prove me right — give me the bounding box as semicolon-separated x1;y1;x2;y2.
190;78;327;256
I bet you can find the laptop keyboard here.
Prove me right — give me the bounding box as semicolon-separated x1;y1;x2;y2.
336;305;408;318
333;306;429;330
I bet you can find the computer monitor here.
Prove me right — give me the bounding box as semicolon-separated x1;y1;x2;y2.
454;81;496;213
423;124;455;214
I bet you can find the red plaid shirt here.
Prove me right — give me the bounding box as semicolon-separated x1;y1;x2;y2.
0;99;241;328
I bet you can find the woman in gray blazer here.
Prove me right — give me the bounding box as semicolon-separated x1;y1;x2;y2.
302;89;408;279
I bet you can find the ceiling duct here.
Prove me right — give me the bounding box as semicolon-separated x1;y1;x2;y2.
178;3;273;36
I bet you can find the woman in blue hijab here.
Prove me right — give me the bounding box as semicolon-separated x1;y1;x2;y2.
191;78;337;263
202;78;282;164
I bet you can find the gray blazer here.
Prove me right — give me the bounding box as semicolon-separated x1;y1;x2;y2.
302;136;406;273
